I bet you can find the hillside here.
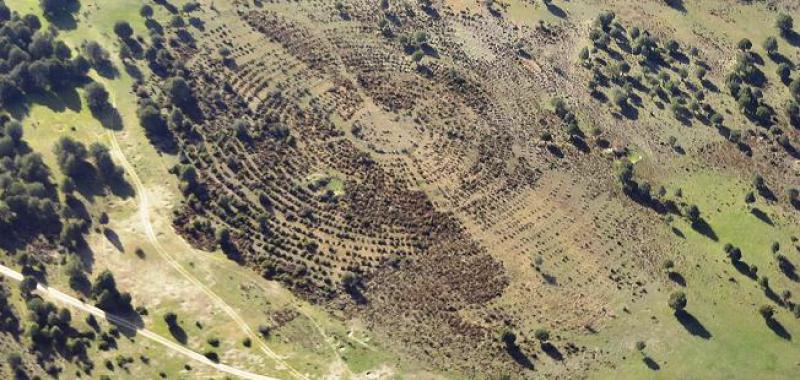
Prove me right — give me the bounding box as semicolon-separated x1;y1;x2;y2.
0;0;798;379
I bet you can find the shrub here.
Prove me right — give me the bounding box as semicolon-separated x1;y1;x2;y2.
777;63;792;82
137;104;167;135
776;13;793;36
83;41;111;68
533;328;550;342
685;204;701;223
737;38;752;51
164;77;193;106
85;82;109;111
53;136;88;178
763;36;778;55
40;0;73;17
612;88;628;109
164;312;178;326
140;5;153;19
668;291;687;312
758;305;775;320
113;21;133;39
758;276;769;289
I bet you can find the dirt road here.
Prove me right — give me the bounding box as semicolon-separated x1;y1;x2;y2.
107;131;306;379
0;264;279;380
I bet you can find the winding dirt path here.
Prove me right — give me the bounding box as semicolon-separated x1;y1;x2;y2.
0;264;278;380
107;131;306;379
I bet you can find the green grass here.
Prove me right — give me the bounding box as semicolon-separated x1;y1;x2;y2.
593;170;799;379
0;1;408;378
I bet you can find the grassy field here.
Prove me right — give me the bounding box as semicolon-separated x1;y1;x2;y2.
590;170;799;379
0;0;416;378
1;0;798;378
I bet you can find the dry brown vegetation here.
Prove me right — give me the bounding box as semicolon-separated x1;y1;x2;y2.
125;0;800;377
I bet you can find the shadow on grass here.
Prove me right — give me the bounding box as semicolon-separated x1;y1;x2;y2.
542;342;563;361
764;287;785;307
643;356;660;370
766;318;792;340
668;272;686;287
168;323;188;344
43;0;81;30
91;105;124;131
675;310;711;339
778;256;799;282
750;207;774;225
103;228;124;253
504;342;534;370
546;3;567;18
733;260;757;280
691;219;718;241
107;174;136;199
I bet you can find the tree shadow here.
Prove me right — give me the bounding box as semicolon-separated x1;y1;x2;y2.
72;166;106;203
221;243;243;264
732;259;757;280
43;0;81;30
643;356;661;370
145;19;164;35
781;142;800;159
345;286;368;305
68;273;92;296
142;124;179;154
776;256;798;282
107;174;136;199
757;186;777;202
749;52;765;66
764;286;784;307
189;17;205;31
671;226;685;238
95;61;119;79
664;0;687;12
668;272;687;286
546;3;567;18
91;105;124;131
570;136;590;153
420;43;439;59
167;323;188;344
176;29;195;45
750;207;774;225
64;194;92;222
766;318;792;340
541;272;558;285
124;38;145;59
103;228;124;253
504;342;534;370
107;311;145;339
542;342;563;361
154;0;179;13
769;51;793;66
701;79;720;93
782;30;800;48
422;5;440;20
74;242;95;276
675;310;712;339
591;90;608;103
737;142;753;156
546;144;564;158
620;104;639;120
691;219;718;241
28;87;83;113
